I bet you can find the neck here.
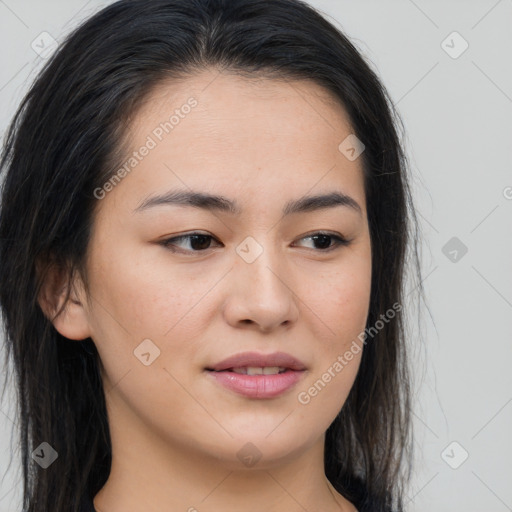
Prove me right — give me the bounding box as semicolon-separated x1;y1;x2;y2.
92;404;355;512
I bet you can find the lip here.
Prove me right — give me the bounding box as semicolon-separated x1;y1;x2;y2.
207;369;305;398
205;351;307;399
206;351;307;372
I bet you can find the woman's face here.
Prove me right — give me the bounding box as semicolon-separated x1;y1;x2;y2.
73;69;372;468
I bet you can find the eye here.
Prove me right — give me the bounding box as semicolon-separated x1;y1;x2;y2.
292;231;351;252
159;232;222;253
159;231;350;254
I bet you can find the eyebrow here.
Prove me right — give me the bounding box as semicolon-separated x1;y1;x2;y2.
133;189;362;217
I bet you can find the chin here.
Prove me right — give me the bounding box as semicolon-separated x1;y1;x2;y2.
198;425;320;470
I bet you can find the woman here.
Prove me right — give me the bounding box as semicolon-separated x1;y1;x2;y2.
0;0;422;511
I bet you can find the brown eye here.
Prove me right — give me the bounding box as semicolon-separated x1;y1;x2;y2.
160;233;222;253
159;231;350;255
294;232;351;252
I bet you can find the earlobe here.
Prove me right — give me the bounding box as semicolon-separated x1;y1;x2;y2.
36;262;92;341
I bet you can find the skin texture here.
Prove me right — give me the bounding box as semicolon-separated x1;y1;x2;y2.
43;69;371;512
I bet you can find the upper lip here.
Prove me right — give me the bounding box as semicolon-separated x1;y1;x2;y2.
206;351;307;372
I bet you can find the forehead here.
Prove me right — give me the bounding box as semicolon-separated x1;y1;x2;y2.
99;69;366;219
129;69;355;154
138;69;345;118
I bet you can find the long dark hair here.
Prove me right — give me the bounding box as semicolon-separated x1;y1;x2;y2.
0;1;422;511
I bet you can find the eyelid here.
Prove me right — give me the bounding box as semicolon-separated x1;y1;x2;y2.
158;230;351;254
295;231;351;251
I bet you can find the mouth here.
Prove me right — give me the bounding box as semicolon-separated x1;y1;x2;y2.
205;351;307;373
205;368;306;399
208;366;290;375
205;352;307;399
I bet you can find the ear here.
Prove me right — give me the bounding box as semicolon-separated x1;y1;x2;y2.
37;261;92;341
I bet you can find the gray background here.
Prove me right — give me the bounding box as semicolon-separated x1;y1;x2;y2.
0;1;511;511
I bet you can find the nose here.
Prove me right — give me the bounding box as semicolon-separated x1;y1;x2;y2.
222;240;299;333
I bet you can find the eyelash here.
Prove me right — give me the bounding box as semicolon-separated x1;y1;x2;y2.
159;231;351;254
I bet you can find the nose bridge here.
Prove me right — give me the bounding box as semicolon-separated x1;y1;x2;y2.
235;234;287;298
225;233;298;329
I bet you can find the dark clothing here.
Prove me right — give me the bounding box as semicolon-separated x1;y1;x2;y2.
80;495;94;512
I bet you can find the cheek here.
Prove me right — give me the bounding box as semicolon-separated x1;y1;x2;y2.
85;252;207;429
330;273;371;339
85;241;227;404
303;253;372;344
296;252;370;412
88;243;213;342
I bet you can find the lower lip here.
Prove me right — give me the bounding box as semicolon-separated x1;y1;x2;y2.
206;369;305;398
